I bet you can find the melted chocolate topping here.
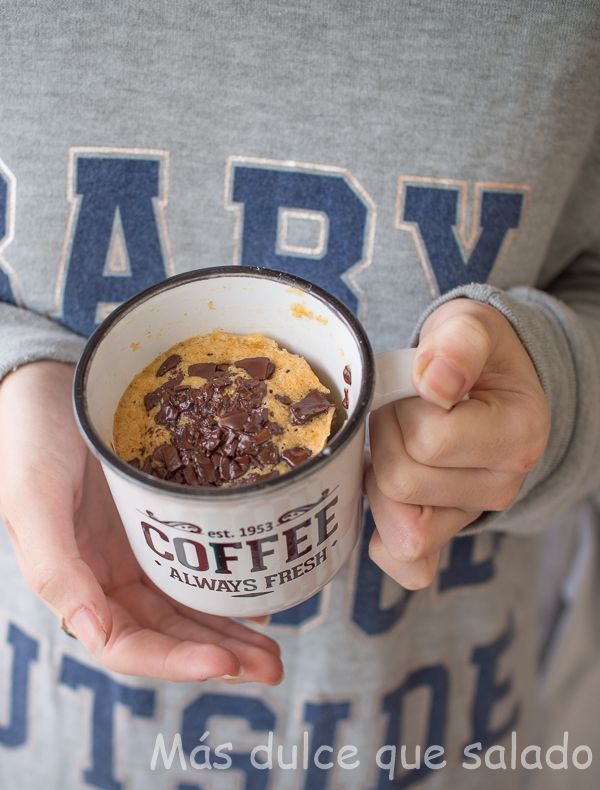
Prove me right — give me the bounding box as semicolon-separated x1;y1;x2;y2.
130;352;327;486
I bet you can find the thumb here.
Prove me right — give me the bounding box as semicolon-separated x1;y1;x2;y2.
412;300;493;409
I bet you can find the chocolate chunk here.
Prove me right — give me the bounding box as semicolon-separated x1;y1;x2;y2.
221;430;238;458
152;444;168;463
193;382;214;403
234;357;275;380
289;390;335;425
162;445;183;472
342;388;349;409
212;374;232;389
236;376;262;391
145;376;186;411
265;421;285;436
256;443;280;467
236;433;259;456
128;457;141;469
179;449;191;465
173;389;193;411
194;455;217;485
220;410;248;431
343;365;352;385
237;379;267;409
282;446;312;468
183;463;199;486
144;390;164;411
171;425;188;451
274;394;292;405
188;362;218;379
236;455;251;475
154;403;180;425
156;354;182;377
173;424;200;450
243;408;268;433
252;427;272;445
201;427;223;454
229;455;252;480
213;453;231;482
160;375;185;391
141;457;153;475
228;460;242;480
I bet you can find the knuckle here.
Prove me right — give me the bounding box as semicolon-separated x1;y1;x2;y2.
486;477;522;511
440;313;492;360
404;424;448;467
401;564;437;591
512;449;541;475
389;530;429;565
26;563;64;604
156;612;184;636
507;405;551;474
375;459;419;503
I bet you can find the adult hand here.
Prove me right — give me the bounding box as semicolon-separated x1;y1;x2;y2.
365;298;550;590
0;361;283;684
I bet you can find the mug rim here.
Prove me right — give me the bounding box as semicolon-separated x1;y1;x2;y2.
74;266;375;500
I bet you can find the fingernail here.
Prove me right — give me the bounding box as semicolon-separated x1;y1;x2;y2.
418;357;466;409
70;608;106;660
252;615;271;626
274;669;285;685
218;666;245;680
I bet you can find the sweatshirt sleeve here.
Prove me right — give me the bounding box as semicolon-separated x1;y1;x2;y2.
0;302;86;382
410;133;600;537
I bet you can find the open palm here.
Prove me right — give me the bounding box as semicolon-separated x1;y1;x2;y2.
0;360;283;684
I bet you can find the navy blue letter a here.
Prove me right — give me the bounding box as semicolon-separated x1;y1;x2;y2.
59;150;172;337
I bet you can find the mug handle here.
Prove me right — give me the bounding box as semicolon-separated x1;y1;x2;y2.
371;348;417;411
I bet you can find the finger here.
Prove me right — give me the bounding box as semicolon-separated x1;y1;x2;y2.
370;405;524;511
0;363;112;658
102;582;284;684
412;302;494;408
369;530;441;590
160;589;281;657
395;392;548;473
365;465;479;563
243;615;271;626
1;493;112;661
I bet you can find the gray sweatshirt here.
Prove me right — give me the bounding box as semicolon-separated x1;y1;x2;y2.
0;2;598;788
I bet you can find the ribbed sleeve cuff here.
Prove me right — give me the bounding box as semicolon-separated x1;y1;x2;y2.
0;303;86;382
410;283;600;535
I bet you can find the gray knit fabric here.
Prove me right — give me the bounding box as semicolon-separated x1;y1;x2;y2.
0;3;599;789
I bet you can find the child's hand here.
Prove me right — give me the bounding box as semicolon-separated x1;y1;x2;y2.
0;361;283;684
365;298;551;590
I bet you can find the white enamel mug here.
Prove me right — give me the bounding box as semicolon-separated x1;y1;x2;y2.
74;267;417;617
